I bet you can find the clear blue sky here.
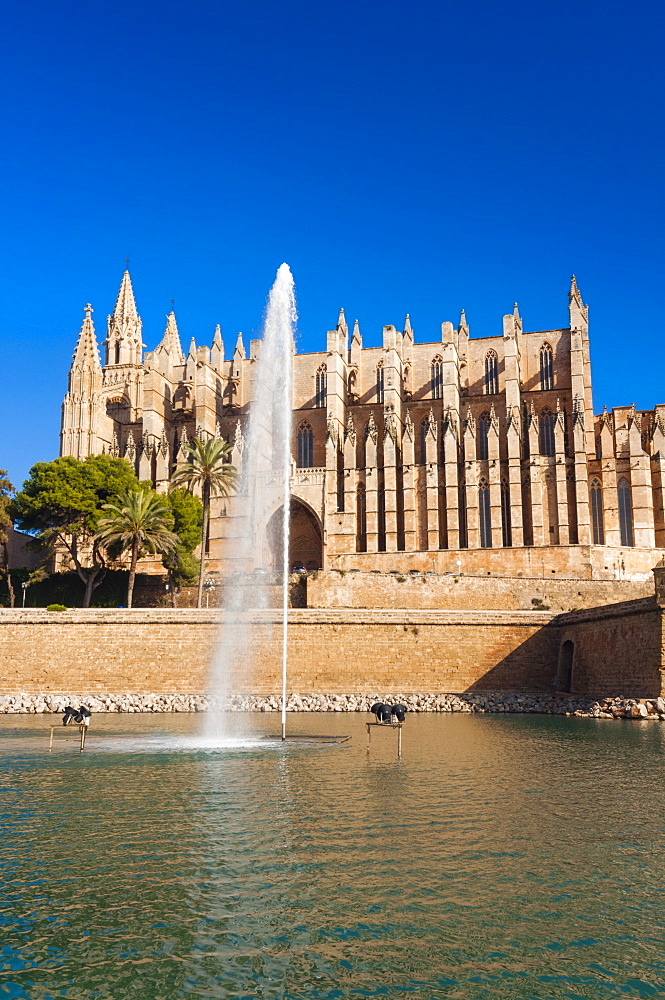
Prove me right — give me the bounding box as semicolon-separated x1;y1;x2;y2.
1;0;663;489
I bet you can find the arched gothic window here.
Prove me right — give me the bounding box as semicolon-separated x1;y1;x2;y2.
357;483;367;552
478;411;491;461
376;362;385;404
315;365;327;408
540;343;554;391
540;407;555;456
431;356;443;400
501;479;512;547
479;478;492;548
589;478;604;545
420;417;429;464
485;351;498;395
296;421;314;468
618;478;634;547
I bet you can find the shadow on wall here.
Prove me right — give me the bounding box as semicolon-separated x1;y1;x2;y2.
464;624;561;694
464;597;665;700
555;599;664;699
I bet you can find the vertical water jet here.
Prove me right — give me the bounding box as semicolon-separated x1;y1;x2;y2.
204;264;296;741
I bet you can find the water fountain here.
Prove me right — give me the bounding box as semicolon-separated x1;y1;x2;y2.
204;264;296;742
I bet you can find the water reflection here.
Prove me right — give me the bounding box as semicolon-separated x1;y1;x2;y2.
1;713;665;998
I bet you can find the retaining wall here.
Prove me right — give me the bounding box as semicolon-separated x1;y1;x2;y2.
306;571;651;613
0;592;663;700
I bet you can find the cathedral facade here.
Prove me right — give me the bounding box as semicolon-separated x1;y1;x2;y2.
61;271;665;579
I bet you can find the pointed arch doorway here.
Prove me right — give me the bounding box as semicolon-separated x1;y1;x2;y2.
267;498;323;571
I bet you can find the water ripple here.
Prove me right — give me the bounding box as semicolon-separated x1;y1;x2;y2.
1;713;664;998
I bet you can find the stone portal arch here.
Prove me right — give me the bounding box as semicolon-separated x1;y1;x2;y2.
267;498;323;571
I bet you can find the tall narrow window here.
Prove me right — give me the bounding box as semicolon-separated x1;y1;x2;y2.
501;478;512;547
420;417;429;464
315;365;327;408
337;451;344;513
618;478;634;547
540;407;555;456
458;481;468;549
431;356;443;399
478;411;490;461
590;478;604;544
376;362;384;404
357;483;367;552
540;343;554;390
485;351;498;395
479;478;492;548
296;421;313;468
378;482;386;551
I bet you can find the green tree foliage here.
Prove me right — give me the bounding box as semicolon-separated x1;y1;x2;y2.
170;438;237;607
10;455;138;607
95;487;178;607
0;470;16;607
161;489;204;602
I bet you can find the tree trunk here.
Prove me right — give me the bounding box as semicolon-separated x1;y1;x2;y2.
2;542;15;607
71;536;107;608
197;484;210;609
127;539;139;608
82;571;97;608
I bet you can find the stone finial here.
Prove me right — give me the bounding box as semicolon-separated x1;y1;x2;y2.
366;411;378;444
234;331;245;359
326;416;339;447
233;419;244;453
345;412;356;445
384;407;399;445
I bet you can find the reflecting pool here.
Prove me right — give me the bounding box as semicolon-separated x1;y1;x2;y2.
2;712;665;999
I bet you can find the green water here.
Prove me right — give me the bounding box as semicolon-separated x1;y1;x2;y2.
1;713;665;999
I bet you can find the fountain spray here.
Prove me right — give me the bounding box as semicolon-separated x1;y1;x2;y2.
204;264;296;741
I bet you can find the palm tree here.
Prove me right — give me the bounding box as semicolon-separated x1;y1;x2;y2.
95;488;179;608
170;437;237;607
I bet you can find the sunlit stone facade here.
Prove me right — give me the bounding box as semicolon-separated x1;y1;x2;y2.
61;271;665;578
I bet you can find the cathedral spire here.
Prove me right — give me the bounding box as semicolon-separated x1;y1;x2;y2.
105;270;143;366
156;311;184;363
114;270;139;325
71;304;102;372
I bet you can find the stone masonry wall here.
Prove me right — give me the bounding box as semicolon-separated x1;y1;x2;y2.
0;608;558;696
1;597;663;701
557;598;665;698
329;545;662;581
306;571;651;613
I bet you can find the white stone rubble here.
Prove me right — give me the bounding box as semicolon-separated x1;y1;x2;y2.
0;692;663;720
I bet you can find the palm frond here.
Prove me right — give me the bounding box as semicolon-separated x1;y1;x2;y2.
170;437;237;498
95;488;179;557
